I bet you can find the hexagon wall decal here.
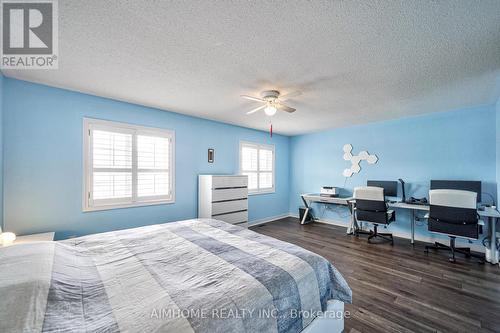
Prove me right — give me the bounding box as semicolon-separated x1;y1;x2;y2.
342;144;378;177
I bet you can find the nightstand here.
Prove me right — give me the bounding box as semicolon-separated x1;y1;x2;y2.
8;232;55;246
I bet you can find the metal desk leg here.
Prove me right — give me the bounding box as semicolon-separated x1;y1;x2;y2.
347;201;355;235
489;217;498;265
300;195;315;224
301;195;309;209
411;209;415;245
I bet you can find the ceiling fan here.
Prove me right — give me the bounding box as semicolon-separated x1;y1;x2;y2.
241;90;301;116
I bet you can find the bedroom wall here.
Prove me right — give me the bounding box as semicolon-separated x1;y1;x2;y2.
497;97;500;202
2;78;290;239
0;73;3;231
289;105;497;247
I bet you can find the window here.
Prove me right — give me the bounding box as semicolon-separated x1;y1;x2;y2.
83;118;174;211
239;141;275;194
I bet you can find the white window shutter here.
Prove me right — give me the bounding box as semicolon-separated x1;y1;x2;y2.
137;135;170;197
241;146;258;171
240;142;274;193
84;118;175;211
92;130;133;201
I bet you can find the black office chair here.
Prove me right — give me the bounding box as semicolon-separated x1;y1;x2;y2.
425;189;484;263
354;186;395;244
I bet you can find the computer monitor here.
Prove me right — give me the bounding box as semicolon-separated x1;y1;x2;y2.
430;180;481;203
367;180;398;197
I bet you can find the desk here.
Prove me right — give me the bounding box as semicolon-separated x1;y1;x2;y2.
388;202;491;243
388;202;429;245
300;194;353;225
300;194;499;264
301;193;353;206
396;203;498;264
301;195;433;240
478;207;500;264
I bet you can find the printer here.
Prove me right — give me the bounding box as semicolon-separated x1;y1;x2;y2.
320;186;338;197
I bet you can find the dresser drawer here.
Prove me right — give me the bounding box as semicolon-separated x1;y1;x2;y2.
214;211;248;224
212;176;247;189
212;188;247;202
212;199;248;215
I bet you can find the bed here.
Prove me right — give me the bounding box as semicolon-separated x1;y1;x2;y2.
0;219;351;333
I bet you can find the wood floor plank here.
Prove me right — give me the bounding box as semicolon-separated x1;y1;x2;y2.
250;218;500;332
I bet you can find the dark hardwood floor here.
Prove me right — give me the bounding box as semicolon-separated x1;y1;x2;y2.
250;218;500;333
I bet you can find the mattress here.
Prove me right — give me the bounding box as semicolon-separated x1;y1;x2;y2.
0;218;351;333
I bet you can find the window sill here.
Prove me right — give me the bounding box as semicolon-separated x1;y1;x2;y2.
83;198;175;212
248;189;275;196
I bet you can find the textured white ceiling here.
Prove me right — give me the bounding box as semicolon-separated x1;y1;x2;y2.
3;1;500;135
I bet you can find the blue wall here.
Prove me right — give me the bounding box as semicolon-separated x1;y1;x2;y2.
2;75;499;245
0;73;3;231
289;105;497;245
497;97;500;203
2;78;290;239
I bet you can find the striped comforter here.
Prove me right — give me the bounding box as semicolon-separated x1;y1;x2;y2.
0;219;351;333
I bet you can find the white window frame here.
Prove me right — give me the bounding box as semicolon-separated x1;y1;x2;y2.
83;118;175;211
239;141;275;195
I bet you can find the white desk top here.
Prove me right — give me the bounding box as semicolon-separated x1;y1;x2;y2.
301;194;353;205
478;207;500;218
388;201;430;211
376;202;499;218
385;202;500;224
302;193;500;218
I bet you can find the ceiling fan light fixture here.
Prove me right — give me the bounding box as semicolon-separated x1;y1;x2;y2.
242;89;298;116
264;104;277;116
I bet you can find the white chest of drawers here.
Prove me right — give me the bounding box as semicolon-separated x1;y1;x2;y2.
198;175;248;225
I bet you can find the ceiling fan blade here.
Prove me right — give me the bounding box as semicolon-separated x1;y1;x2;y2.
279;91;302;101
241;95;265;102
246;104;266;114
277;103;296;113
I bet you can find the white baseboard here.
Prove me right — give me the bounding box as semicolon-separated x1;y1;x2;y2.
272;213;486;253
248;213;292;227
